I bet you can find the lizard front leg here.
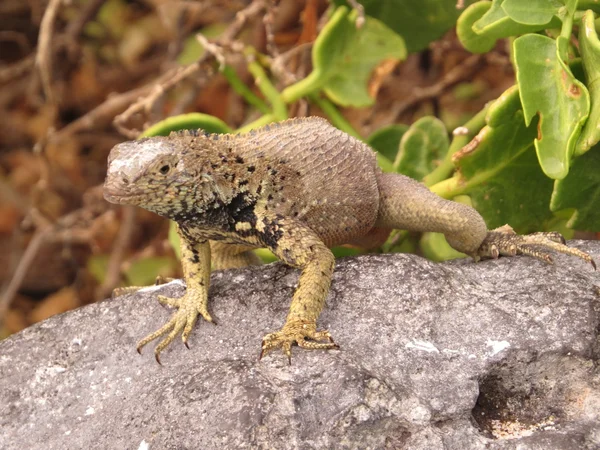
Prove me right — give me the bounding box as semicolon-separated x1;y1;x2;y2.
137;225;212;363
258;217;338;363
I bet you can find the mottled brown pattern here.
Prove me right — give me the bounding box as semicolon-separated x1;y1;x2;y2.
104;117;595;362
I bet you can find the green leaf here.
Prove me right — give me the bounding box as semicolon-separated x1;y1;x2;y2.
457;1;497;53
420;232;466;261
501;0;562;26
222;65;270;114
576;10;600;154
367;124;408;162
259;245;361;261
331;246;362;258
141;113;232;138
335;0;478;52
394;117;449;180
473;0;560;40
486;84;521;127
543;213;575;239
376;154;395;173
514;34;590;179
319;7;406;107
453;109;555;232
578;0;600;13
124;257;175;287
254;248;278;264
551;146;600;231
282;6;406;107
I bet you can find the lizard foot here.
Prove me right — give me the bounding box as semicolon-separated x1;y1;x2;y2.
260;320;339;364
137;292;213;364
477;224;596;269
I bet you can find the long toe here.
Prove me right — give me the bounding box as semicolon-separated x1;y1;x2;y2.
478;229;595;269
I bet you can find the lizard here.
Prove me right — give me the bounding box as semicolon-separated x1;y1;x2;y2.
103;116;596;363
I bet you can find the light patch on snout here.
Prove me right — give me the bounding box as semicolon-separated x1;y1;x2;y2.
107;139;174;179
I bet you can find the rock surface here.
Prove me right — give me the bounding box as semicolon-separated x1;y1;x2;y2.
1;241;599;450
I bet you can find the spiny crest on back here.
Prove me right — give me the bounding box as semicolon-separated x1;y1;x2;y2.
170;129;211;138
169;129;236;142
239;116;330;136
166;116;331;142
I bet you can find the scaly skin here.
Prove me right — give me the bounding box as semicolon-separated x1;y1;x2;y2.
103;117;596;363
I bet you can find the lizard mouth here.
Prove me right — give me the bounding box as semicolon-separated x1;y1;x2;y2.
103;184;140;205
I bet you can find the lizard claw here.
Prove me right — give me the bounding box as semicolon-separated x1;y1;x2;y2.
259;320;339;363
477;226;596;269
136;292;213;363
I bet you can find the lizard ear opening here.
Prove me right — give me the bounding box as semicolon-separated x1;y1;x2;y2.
159;164;170;175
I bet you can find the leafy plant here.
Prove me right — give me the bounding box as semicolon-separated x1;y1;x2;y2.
139;0;598;266
453;0;599;234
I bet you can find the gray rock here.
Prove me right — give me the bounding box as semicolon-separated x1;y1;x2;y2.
1;241;599;450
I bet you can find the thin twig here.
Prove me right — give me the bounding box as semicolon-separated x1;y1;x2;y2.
64;0;106;57
52;84;154;140
222;0;268;41
113;60;217;137
0;228;51;319
270;42;312;86
390;54;483;122
0;192;113;317
0;30;31;55
36;0;62;105
96;206;136;300
263;0;279;58
0;54;35;84
196;34;227;68
43;0;270;142
112;0;268;137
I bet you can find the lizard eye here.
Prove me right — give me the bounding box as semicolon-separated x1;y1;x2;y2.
159;164;170;175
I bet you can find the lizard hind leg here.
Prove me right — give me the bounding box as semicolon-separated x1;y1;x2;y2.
374;172;488;257
374;173;595;268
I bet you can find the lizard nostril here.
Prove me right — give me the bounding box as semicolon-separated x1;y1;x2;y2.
122;177;129;184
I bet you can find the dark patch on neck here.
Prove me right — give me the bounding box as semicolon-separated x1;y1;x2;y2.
176;191;258;239
228;192;257;230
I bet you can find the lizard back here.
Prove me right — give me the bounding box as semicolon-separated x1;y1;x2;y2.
230;117;381;247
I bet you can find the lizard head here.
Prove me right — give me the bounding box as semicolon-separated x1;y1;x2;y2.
104;137;196;218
